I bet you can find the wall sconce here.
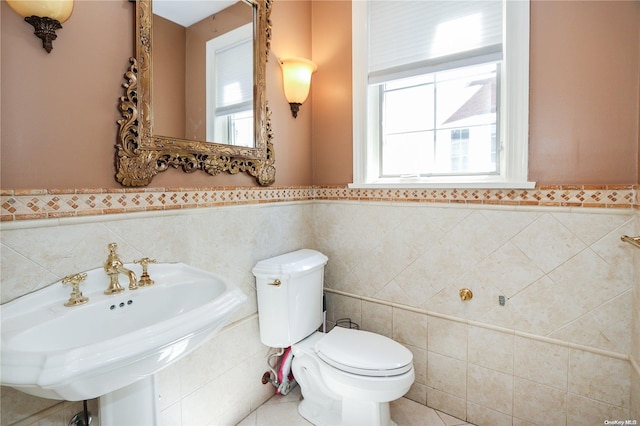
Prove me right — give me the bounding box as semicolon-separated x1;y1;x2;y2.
6;0;74;53
279;58;317;118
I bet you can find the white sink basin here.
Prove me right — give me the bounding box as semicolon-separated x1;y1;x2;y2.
1;263;247;401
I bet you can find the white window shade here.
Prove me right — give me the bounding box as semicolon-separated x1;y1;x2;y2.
368;0;503;84
215;38;253;115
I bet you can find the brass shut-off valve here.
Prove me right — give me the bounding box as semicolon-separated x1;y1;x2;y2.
62;272;89;307
459;288;473;301
134;257;157;287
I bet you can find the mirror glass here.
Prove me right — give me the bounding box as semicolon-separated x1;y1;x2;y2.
152;0;255;147
115;0;275;187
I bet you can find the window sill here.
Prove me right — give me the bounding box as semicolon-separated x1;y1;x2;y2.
348;179;537;190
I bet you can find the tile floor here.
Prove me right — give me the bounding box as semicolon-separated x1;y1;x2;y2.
237;386;475;426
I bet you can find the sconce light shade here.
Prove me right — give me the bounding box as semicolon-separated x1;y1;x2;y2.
279;58;317;118
6;0;74;53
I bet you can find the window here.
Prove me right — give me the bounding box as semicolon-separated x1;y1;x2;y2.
206;24;253;147
352;0;533;188
450;129;471;173
379;64;498;177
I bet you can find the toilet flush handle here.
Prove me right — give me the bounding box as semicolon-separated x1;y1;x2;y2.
268;279;281;287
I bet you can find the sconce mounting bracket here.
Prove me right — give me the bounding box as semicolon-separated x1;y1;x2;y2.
289;102;301;119
24;16;62;53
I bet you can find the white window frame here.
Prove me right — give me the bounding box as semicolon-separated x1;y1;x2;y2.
351;0;534;189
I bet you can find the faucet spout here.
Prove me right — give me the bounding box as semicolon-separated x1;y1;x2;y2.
118;265;138;290
104;243;138;294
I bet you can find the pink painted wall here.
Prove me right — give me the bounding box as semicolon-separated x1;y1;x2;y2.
528;0;640;184
0;0;313;189
266;0;314;186
1;0;134;189
310;0;353;185
310;0;640;185
1;0;638;189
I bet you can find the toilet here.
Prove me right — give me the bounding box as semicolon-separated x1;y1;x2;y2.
252;249;414;426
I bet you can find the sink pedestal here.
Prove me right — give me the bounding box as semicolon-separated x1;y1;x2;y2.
99;375;159;426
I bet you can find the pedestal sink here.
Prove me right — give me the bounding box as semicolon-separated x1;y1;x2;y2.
1;262;247;425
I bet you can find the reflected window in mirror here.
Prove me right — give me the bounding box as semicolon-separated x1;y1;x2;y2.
207;23;254;147
152;1;254;146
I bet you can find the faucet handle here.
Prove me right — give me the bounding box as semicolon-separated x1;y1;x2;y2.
134;257;156;287
134;257;156;267
62;273;89;307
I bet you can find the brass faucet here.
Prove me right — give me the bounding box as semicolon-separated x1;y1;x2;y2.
104;242;138;294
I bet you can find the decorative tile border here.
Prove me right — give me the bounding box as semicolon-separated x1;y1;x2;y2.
1;185;637;222
0;187;314;222
316;185;639;208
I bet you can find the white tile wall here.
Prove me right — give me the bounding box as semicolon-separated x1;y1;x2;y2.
631;366;640;421
630;210;640;421
569;350;630;409
326;291;634;425
428;316;468;361
513;337;569;390
1;200;637;425
317;200;635;424
158;317;276;425
315;202;634;353
467;327;514;374
0;202;313;425
513;378;567;425
428;352;467;400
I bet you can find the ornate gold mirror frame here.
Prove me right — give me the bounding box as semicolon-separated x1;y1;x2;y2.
116;0;275;187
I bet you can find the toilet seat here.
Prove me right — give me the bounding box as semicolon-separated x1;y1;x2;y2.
314;327;413;377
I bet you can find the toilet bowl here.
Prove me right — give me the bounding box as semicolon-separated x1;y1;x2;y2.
291;328;414;426
252;249;415;426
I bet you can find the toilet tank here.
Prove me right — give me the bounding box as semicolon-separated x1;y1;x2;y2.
252;249;328;348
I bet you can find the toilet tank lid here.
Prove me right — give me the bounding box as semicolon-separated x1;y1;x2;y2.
252;249;328;277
